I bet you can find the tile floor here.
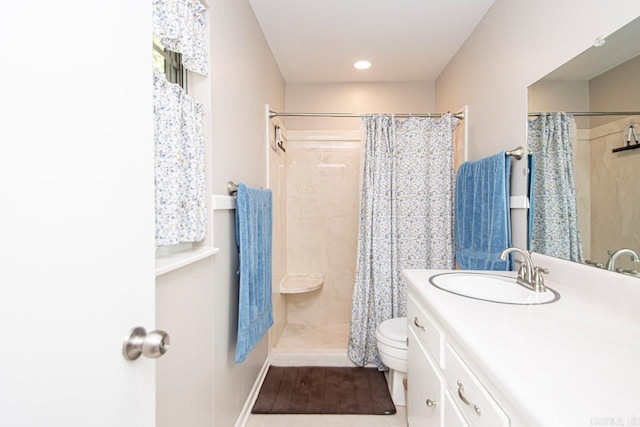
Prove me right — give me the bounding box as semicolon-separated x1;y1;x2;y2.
246;323;408;427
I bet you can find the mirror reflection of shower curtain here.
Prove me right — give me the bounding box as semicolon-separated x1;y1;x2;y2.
348;114;459;368
527;113;583;262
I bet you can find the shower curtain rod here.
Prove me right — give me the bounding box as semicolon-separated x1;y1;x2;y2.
529;111;640;117
269;110;465;120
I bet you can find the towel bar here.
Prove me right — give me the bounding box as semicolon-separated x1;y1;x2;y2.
227;181;266;196
506;146;524;160
227;181;238;196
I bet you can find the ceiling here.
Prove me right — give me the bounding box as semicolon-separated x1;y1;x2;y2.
538;16;640;82
248;0;496;83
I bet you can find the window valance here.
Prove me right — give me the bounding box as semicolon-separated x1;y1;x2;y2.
153;0;208;75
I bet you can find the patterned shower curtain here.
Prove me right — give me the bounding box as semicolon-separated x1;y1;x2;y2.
348;114;459;368
527;113;583;262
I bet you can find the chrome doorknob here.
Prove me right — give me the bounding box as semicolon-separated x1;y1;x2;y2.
122;327;171;361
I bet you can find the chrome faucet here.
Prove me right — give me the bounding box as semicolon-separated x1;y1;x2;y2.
499;247;548;292
606;248;640;271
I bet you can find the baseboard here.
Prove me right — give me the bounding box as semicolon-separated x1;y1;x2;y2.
234;357;271;427
269;351;355;367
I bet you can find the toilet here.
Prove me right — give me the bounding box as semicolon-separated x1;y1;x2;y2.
375;317;408;406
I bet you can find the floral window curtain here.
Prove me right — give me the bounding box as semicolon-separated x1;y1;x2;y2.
152;0;207;246
348;115;459;368
153;0;208;75
154;72;206;246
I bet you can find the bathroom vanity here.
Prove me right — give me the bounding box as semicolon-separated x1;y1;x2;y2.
404;253;640;427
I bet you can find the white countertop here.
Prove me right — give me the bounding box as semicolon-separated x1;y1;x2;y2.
403;257;640;427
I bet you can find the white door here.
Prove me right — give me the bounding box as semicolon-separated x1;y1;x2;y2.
0;2;157;426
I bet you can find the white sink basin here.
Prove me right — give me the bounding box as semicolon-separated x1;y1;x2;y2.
429;272;560;305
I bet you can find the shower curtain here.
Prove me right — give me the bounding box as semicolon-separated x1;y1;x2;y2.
348;114;459;368
527;113;583;262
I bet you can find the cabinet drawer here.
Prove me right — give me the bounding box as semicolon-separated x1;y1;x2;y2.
444;343;509;427
407;327;443;427
444;392;471;427
407;294;445;367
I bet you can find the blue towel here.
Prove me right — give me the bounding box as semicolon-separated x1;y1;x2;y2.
235;183;273;364
527;154;536;249
455;153;512;270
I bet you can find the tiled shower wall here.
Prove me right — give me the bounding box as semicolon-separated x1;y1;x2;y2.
269;121;288;348
588;115;640;269
285;130;362;327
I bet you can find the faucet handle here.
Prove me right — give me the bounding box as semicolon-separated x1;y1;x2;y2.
513;259;527;279
585;259;604;269
534;266;549;274
532;266;549;292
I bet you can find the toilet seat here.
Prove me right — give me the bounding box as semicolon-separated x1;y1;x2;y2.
375;317;407;350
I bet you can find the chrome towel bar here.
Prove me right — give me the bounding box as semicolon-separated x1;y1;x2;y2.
227;181;238;196
506;146;524;160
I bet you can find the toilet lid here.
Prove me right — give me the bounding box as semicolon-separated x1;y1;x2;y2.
377;317;407;343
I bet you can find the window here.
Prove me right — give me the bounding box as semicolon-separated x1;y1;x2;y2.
153;37;186;88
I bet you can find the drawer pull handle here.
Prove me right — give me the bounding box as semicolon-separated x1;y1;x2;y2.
425;398;439;407
457;380;482;416
413;317;426;331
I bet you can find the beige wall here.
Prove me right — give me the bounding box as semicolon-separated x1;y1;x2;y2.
285;81;435;130
436;0;640;249
157;1;285;427
210;1;285;426
590;54;640;127
527;80;591;128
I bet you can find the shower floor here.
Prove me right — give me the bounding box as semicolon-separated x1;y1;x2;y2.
270;323;354;366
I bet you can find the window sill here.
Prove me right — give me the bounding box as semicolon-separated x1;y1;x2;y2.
156;246;219;276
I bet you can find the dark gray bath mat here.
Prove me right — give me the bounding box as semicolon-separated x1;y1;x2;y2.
251;366;396;415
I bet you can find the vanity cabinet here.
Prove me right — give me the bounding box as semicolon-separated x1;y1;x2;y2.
407;294;509;427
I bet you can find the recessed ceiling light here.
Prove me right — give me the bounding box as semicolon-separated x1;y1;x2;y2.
354;60;372;70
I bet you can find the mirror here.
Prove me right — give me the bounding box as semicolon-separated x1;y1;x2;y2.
528;16;640;277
